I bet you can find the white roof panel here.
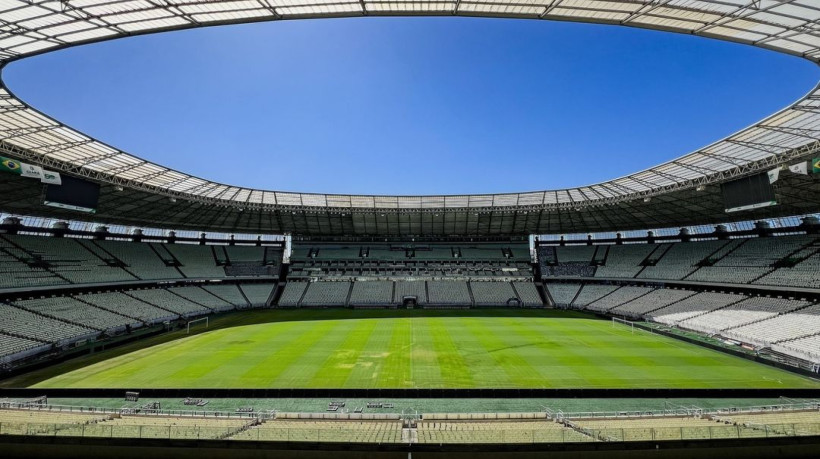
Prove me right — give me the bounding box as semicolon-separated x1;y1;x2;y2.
0;0;818;211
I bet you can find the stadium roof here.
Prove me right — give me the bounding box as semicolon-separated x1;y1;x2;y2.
0;0;819;235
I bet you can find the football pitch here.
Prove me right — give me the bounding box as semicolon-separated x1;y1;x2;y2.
34;309;820;389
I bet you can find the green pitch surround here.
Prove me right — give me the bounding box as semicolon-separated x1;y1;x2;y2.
33;310;820;389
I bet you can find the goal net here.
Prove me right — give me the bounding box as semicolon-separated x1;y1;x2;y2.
186;317;209;334
612;317;637;334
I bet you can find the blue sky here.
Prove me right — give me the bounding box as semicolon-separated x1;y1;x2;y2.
5;17;818;195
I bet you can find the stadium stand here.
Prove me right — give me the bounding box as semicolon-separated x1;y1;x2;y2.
95;240;182;280
679;296;811;336
239;283;275;307
167;286;232;312
0;236;68;289
571;285;620;308
0;334;47;364
427;281;471;307
2;405;818;445
686;236;813;284
609;288;697;319
348;281;394;307
637;240;736;281
394;280;428;306
4;235;135;285
512;281;543;307
289;243;532;281
593;244;657;278
416;420;588;444
0;303;97;346
772;335;820;364
300;281;351;307
232;420;404;443
225;246;265;263
545;283;581;307
203;284;250;309
164;244;226;278
12;297;140;333
469;282;518;307
277;282;308;307
646;292;747;326
723;304;820;347
584;286;655;313
75;291;176;324
755;241;820;288
713;409;820;430
556;246;595;263
126;288;212;317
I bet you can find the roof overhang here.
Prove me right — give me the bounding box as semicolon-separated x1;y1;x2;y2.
1;0;820;235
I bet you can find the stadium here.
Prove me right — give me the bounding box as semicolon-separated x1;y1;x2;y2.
0;0;819;457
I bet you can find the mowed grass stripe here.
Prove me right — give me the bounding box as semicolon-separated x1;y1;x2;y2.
410;318;445;388
428;317;475;387
32;310;820;389
239;320;339;387
309;318;378;387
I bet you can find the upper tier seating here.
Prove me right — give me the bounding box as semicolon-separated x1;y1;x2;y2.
4;235;135;284
755;241;820;288
164;244;226;278
225;246;265;263
290;243;532;280
0;239;64;289
95;240;182;280
687;236;813;284
714;235;812;267
637;240;737;281
556;246;595;263
594;244;657;278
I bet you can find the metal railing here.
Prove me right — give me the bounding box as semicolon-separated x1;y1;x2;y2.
0;420;819;444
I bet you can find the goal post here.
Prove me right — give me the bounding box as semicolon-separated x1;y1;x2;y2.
186;317;209;334
612;317;636;334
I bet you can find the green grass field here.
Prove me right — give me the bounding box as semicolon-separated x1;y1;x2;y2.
33;309;820;389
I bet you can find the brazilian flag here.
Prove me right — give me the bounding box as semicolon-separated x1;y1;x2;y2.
814;157;820;174
0;156;22;175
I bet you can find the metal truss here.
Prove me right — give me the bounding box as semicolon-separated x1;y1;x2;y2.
0;0;819;228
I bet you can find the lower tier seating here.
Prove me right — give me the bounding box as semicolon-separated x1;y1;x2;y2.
545;283;581;306
239;283;276;307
